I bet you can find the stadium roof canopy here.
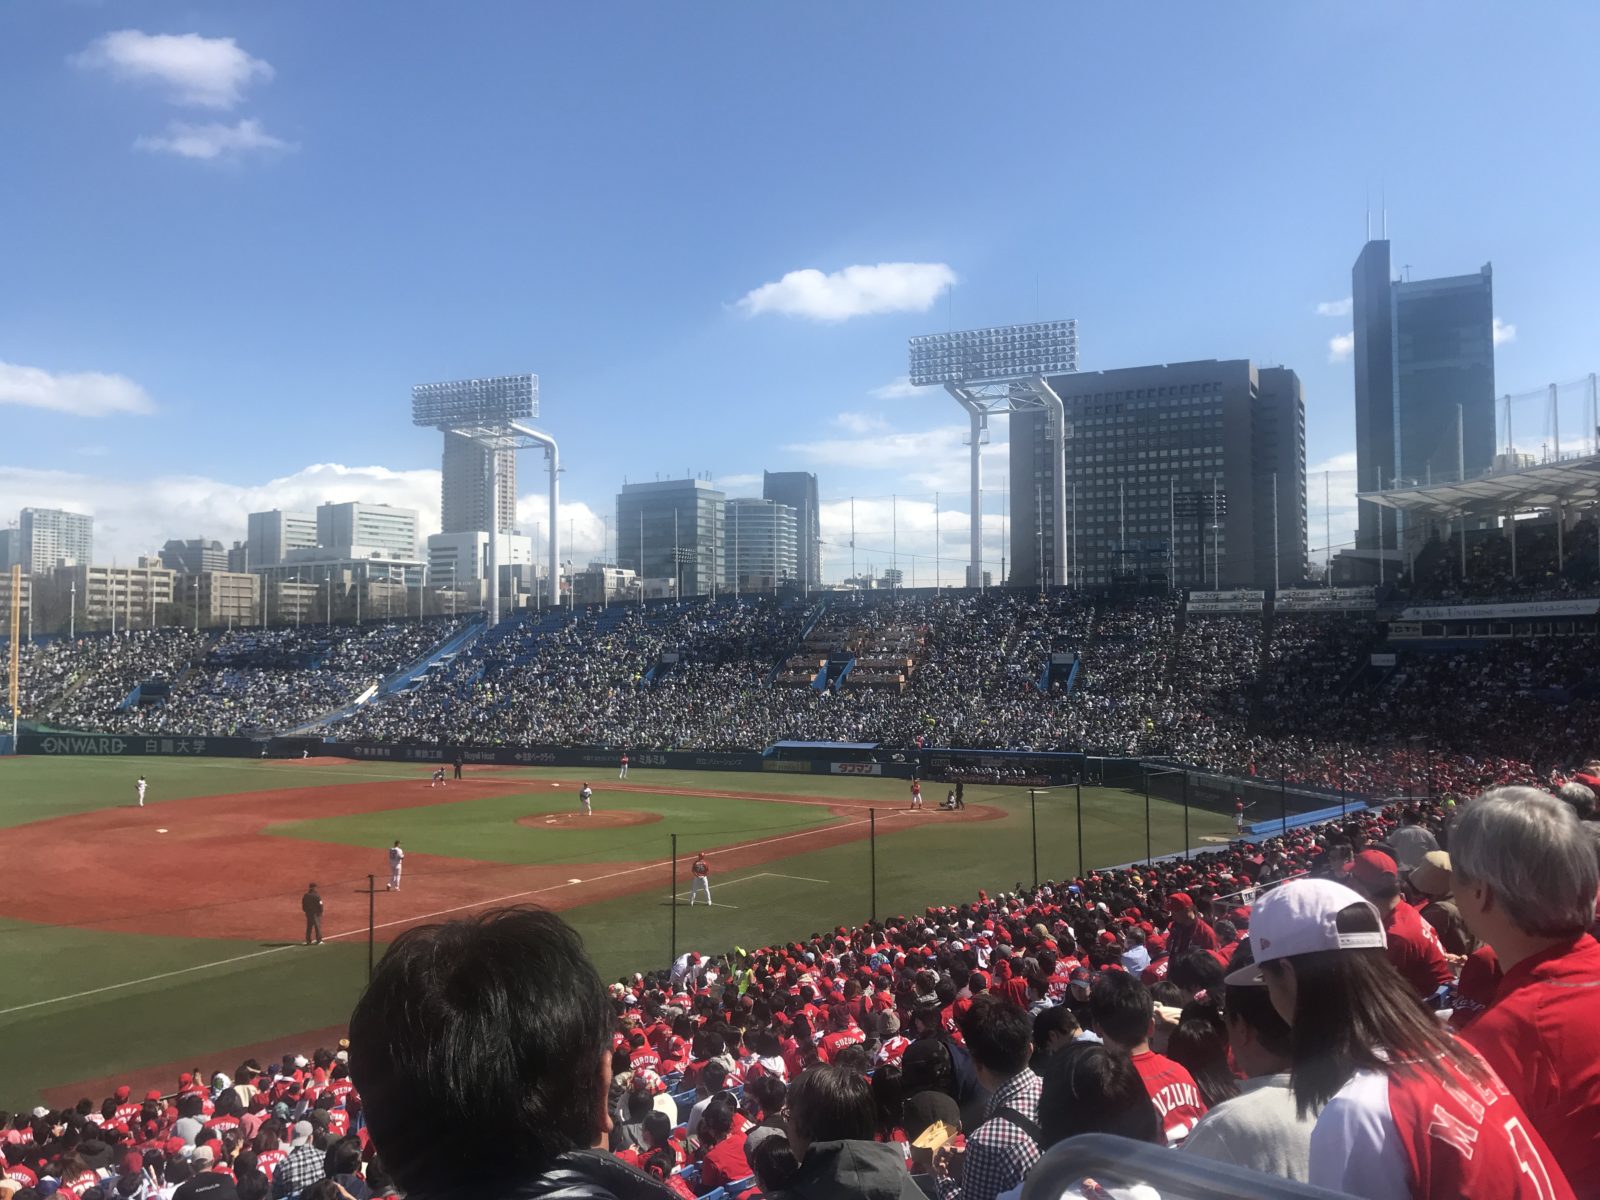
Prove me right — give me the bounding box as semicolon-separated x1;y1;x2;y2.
1358;453;1600;520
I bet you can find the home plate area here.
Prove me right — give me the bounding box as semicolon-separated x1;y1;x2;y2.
670;871;829;910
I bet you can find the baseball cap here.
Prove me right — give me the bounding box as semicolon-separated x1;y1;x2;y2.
1224;879;1386;986
291;1121;314;1143
1166;891;1194;912
1409;850;1453;898
1347;849;1398;887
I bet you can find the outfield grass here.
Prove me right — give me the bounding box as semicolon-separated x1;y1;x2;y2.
0;757;1233;1106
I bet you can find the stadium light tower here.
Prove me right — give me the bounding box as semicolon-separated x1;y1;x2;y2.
908;320;1078;588
412;374;556;626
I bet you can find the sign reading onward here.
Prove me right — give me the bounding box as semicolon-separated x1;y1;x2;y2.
1276;587;1377;612
21;733;259;757
1188;589;1265;613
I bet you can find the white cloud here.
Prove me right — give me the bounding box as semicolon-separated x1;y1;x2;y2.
1493;317;1517;346
1315;297;1353;317
833;411;890;435
870;375;922;400
72;30;273;109
0;360;154;417
736;262;955;321
712;473;762;493
135;118;295;160
1328;332;1355;363
818;495;1010;586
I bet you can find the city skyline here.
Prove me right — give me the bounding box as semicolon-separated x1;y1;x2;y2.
3;5;1597;581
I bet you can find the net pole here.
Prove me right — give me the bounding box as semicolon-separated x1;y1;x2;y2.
670;834;678;966
1075;780;1084;878
1143;767;1152;866
1029;789;1039;890
1182;773;1190;860
869;809;877;923
367;874;376;983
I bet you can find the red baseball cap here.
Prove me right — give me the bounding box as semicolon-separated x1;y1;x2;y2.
1348;849;1398;886
1166;891;1195;912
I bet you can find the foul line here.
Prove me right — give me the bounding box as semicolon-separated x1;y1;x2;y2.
0;811;903;1019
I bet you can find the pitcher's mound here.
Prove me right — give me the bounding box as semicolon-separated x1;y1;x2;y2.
516;810;661;830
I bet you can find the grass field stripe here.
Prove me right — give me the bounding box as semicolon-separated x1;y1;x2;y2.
3;805;909;1019
0;945;297;1017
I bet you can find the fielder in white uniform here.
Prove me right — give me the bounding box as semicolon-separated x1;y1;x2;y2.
135;776;147;807
619;753;629;779
579;783;593;816
388;840;405;890
689;852;712;905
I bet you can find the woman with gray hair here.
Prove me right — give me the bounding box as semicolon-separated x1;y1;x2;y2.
1454;786;1600;1196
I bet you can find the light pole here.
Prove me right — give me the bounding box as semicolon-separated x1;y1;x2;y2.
69;579;76;639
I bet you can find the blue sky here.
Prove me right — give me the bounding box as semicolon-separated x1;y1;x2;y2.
3;2;1597;579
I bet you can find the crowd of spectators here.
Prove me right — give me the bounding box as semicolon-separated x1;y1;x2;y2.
12;618;468;738
19;588;1600;800
17;779;1597;1199
1400;517;1600;604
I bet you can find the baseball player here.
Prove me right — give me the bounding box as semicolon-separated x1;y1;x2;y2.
689;852;712;906
431;767;446;788
388;840;405;891
579;783;593;816
1234;799;1252;835
619;752;630;779
909;779;923;811
302;883;324;945
135;776;147;807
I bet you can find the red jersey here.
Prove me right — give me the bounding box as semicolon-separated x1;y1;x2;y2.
699;1130;751;1190
630;1046;662;1072
692;859;709;878
876;1035;912;1066
1383;898;1454;999
1460;935;1600;1193
6;1166;39;1188
1130;1050;1207;1146
325;1080;355;1105
819;1029;864;1061
255;1149;288;1177
1166;918;1220;959
1308;1058;1573;1199
114;1103;141;1124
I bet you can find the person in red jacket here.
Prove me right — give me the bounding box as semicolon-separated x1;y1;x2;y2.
696;1095;751;1191
1452;787;1600;1196
1344;849;1454;1000
1163;893;1219;959
1232;876;1571;1200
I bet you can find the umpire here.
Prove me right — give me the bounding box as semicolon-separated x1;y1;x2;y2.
303;883;324;945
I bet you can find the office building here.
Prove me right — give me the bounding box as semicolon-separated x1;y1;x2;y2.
227;541;249;573
50;563;175;628
724;498;798;592
571;564;640;607
616;479;725;598
171;571;261;626
246;510;317;567
316;501;419;559
0;527;19;570
762;471;821;591
425;531;540;605
441;435;517;534
1010;360;1306;590
160;539;228;574
19;508;93;573
1353;240;1496;553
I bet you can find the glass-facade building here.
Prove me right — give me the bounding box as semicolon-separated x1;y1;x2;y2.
761;471;821;591
1010;360;1306;590
616;479;726;598
724;497;798;591
1353;239;1495;551
19;507;93;573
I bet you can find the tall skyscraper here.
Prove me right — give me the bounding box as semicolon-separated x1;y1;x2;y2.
724;497;798;591
441;436;517;534
616;479;725;597
18;507;93;572
762;471;821;590
1010;360;1306;590
1353;239;1495;552
0;527;19;570
246;510;317;566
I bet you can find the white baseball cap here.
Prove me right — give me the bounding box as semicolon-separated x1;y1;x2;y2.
1224;878;1386;986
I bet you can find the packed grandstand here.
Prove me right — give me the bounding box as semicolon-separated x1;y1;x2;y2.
4;780;1596;1200
5;578;1600;799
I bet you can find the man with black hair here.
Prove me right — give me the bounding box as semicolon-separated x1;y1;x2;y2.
349;906;675;1199
934;994;1041;1200
1182;943;1316;1181
301;885;323;946
1090;971;1206;1146
783;1064;922;1199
